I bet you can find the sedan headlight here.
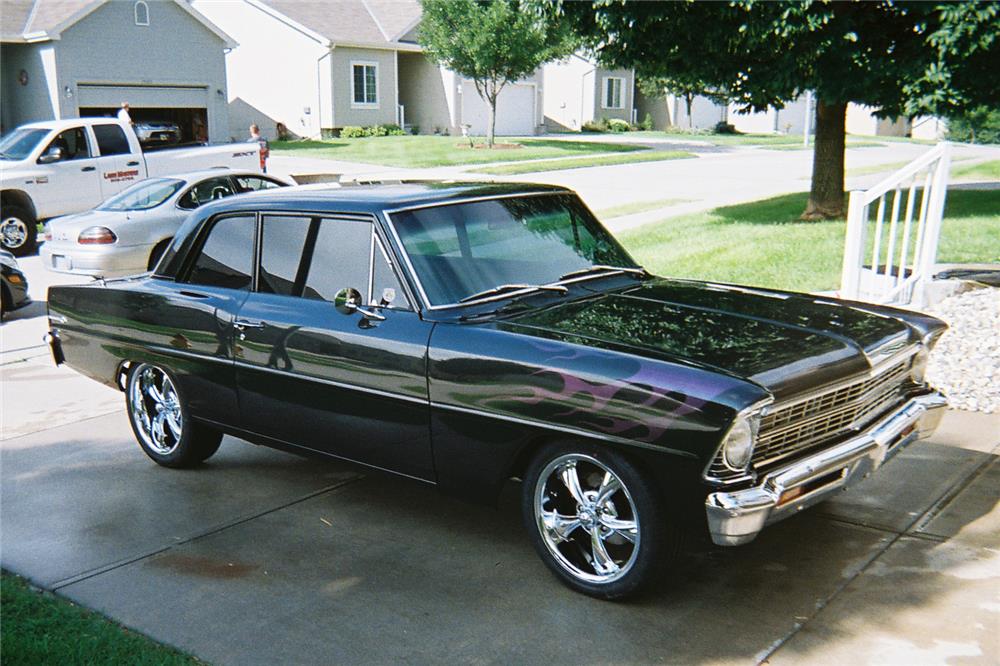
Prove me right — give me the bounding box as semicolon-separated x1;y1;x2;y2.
910;348;930;384
722;414;759;471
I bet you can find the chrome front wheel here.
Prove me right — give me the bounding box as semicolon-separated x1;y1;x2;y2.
129;364;183;455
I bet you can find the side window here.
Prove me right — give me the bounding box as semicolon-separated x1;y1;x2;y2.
259;215;312;296
92;124;131;156
372;239;409;308
41;127;91;161
234;176;282;193
177;177;237;210
303;219;372;302
185;215;255;290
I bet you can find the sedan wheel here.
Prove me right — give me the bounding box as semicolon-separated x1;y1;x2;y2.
126;363;222;467
523;445;674;599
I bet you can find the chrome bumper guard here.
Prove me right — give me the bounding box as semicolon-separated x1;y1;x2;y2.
705;392;948;546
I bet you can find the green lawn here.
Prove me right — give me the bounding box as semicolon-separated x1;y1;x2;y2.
0;573;196;665
619;188;1000;294
952;159;1000;181
272;135;643;168
596;197;693;219
470;150;694;175
591;130;904;149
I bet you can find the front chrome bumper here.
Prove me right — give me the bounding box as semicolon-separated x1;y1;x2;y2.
705;392;948;546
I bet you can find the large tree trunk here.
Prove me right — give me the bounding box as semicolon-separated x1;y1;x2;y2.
685;93;693;129
802;100;848;219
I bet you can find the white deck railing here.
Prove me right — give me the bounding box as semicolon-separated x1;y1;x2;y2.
840;142;952;306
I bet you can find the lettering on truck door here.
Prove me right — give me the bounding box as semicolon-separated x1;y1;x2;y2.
91;124;142;199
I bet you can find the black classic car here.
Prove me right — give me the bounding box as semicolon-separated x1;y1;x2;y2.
47;182;948;599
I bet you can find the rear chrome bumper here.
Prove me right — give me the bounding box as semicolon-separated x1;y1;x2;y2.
706;392;947;546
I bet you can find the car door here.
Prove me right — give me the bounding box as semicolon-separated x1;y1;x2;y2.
91;123;142;199
234;213;435;480
35;126;101;216
144;213;256;426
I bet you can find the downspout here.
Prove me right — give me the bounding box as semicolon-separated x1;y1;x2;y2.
316;46;333;138
582;64;596;127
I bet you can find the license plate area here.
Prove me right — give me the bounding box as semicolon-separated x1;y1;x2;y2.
52;255;71;270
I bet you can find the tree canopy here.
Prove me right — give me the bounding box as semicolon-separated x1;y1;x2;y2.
419;0;572;146
544;0;1000;218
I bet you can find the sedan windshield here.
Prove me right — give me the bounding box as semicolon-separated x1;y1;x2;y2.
390;194;639;306
0;128;49;161
98;178;184;211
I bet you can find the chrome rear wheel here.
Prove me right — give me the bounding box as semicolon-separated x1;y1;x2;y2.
129;364;183;455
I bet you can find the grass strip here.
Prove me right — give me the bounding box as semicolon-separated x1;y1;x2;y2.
471;150;695;175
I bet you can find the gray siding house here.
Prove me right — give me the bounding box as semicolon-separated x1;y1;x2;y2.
194;0;544;139
1;0;235;142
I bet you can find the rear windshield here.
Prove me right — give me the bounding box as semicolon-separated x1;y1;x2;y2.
0;128;49;161
98;178;184;211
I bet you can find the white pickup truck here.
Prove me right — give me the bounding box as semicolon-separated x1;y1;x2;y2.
0;118;261;255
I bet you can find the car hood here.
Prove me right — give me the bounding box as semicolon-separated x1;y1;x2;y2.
501;278;935;400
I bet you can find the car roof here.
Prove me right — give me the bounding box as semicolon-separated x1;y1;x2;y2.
194;181;572;216
152;169;289;184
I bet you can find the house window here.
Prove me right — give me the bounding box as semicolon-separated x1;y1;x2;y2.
352;62;378;107
134;1;150;26
603;77;624;110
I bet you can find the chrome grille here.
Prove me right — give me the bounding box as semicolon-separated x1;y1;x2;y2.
707;358;913;482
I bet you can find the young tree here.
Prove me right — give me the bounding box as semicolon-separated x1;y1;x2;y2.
638;77;728;130
546;1;1000;219
419;0;572;147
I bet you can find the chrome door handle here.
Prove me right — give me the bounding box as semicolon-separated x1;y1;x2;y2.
126;160;140;167
234;318;266;329
81;166;96;172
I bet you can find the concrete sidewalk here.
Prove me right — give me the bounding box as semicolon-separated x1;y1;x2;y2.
1;357;997;665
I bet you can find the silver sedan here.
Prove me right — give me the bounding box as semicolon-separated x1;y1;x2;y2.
41;170;289;278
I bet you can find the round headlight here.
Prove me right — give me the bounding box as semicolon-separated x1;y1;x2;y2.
722;415;757;471
910;348;929;383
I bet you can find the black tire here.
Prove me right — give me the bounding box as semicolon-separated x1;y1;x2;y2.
522;441;678;600
147;239;171;271
1;285;8;320
1;205;37;257
125;363;222;468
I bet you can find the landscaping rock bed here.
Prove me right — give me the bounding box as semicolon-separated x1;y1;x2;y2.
925;284;1000;413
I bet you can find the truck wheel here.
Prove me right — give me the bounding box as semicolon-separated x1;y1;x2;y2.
522;442;679;600
126;363;222;468
1;206;37;257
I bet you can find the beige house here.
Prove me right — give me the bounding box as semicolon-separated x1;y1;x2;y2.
194;0;544;139
543;54;634;131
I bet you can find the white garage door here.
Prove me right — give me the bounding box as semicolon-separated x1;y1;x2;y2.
461;82;536;136
77;84;208;109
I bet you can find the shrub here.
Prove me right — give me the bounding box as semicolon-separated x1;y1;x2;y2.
713;121;739;135
380;124;406;136
365;124;388;137
640;113;654;131
607;118;631;133
948;106;1000;145
340;126;365;138
409;125;421;135
581;118;608;132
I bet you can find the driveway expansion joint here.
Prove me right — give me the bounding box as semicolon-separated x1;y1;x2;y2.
51;474;365;593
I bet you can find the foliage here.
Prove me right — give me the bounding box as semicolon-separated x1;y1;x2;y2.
947;106;1000;145
581;118;609;132
606;118;631;133
339;124;407;139
1;573;195;665
639;113;655;131
713;122;739;135
419;0;572;146
543;1;1000;219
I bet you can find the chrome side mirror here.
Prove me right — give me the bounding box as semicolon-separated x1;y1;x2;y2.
333;287;385;321
38;146;65;164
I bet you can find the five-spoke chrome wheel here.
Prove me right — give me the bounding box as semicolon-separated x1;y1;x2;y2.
534;453;641;585
129;364;183;455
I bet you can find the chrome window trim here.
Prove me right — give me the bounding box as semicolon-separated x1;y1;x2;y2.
382;190;635;311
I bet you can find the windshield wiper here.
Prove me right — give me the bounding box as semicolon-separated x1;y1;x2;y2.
558;265;648;282
458;282;568;304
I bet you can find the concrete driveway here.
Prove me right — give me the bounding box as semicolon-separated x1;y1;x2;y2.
2;255;998;664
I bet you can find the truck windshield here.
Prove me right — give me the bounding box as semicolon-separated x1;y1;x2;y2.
390;193;638;306
98;178;184;211
0;128;49;161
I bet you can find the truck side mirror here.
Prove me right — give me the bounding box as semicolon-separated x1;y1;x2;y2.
37;146;65;164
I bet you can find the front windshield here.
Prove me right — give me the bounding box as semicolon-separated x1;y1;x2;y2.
98;178;184;211
0;128;49;161
391;193;638;306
